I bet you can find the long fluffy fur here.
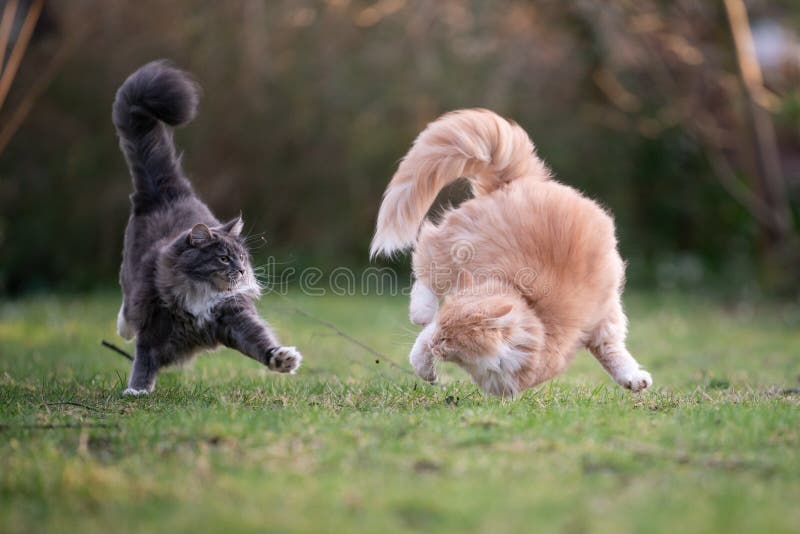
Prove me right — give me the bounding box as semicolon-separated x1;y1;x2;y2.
369;108;550;258
112;60;200;211
376;108;653;396
114;61;301;395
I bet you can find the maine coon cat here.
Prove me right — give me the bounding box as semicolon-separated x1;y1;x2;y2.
370;109;652;397
113;61;301;395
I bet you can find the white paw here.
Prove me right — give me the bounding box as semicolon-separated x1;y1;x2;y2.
409;323;437;383
269;346;302;374
415;364;438;384
618;368;653;392
122;388;150;396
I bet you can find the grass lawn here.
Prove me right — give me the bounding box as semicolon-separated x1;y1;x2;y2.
1;291;799;533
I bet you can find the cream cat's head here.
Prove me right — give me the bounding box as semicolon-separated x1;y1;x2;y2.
427;286;543;396
430;294;514;361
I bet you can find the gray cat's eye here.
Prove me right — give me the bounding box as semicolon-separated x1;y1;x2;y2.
219;255;230;264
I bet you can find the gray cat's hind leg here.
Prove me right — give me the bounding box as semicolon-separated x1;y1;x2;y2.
117;301;135;341
124;343;159;395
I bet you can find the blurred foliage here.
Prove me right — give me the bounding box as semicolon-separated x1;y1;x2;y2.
0;0;798;296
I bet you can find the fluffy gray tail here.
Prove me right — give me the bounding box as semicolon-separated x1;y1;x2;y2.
112;60;199;209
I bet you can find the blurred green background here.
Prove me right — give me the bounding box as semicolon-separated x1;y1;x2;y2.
0;0;798;296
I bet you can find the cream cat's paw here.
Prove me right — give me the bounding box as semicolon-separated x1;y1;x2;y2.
409;323;438;383
618;368;653;392
122;387;150;396
269;346;302;374
414;363;438;384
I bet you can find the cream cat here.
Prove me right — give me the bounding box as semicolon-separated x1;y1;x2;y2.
371;109;652;397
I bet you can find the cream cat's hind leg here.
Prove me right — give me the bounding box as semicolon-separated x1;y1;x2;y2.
409;280;438;326
587;301;652;392
410;322;438;383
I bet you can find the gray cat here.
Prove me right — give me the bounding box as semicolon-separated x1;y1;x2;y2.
113;61;302;395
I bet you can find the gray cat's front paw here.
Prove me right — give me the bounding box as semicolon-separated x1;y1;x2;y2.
268;346;302;374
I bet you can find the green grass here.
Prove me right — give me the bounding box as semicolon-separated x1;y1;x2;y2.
1;291;799;533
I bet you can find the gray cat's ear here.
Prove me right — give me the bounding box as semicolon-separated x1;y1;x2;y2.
188;223;214;246
218;215;244;237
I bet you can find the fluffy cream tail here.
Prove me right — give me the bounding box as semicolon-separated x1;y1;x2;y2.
370;108;549;258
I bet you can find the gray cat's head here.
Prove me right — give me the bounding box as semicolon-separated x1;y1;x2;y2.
157;216;260;304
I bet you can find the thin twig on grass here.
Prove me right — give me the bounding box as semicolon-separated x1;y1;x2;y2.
101;340;134;361
276;295;415;376
44;401;103;412
99;299;413;376
0;421;117;431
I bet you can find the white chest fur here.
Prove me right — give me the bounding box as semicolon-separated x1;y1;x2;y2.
179;285;227;325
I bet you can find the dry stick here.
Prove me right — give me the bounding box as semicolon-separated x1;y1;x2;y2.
44;401;103;413
99;304;408;373
0;0;19;74
101;340;134;361
0;26;83;155
723;0;793;237
645;30;783;238
0;0;42;112
277;295;415;376
98;298;411;374
0;422;116;431
722;0;779;111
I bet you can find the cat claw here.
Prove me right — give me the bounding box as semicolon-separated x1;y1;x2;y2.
411;356;438;383
416;368;438;384
618;369;653;392
269;346;303;374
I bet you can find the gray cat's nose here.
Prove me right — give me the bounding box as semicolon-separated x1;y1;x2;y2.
238;269;245;276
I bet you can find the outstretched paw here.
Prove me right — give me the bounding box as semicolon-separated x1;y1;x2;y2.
618;369;653;392
269;346;302;374
122;388;150;396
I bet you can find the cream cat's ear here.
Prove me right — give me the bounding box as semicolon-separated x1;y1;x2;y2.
218;215;244;237
487;302;513;318
486;301;514;328
188;223;214;246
